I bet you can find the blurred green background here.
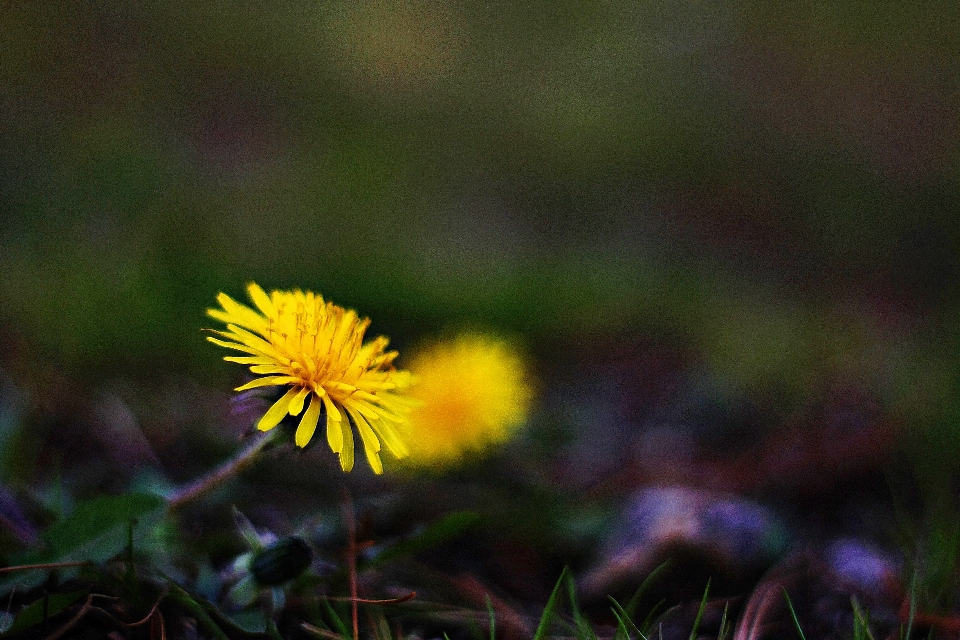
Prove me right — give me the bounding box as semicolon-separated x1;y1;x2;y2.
1;1;959;422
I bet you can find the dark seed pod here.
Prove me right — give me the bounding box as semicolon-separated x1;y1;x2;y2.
250;536;314;586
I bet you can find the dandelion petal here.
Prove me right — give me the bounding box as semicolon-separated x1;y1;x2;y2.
215;293;267;331
224;356;278;365
288;387;310;416
348;408;381;452
367;450;384;474
350;410;384;474
206;336;262;356
250;365;289;375
370;420;409;458
206;283;416;474
338;420;355;472
295;394;322;447
258;387;300;432
235;376;299;391
322;395;342;422
326;411;343;453
247;282;276;317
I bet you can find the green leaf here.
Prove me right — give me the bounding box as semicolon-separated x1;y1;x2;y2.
4;590;85;636
2;493;167;591
41;493;167;562
228;609;267;634
233;507;266;554
226;575;259;609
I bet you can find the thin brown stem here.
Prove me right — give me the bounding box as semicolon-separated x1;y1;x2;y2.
153;611;167;640
0;561;89;574
324;592;417;605
119;584;169;628
42;593;117;640
342;489;360;640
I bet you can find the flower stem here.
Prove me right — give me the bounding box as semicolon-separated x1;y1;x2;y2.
342;489;360;640
167;431;276;510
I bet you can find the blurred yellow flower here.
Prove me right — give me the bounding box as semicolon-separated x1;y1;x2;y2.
401;333;533;467
206;283;413;474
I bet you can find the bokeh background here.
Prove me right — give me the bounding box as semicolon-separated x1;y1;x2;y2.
3;1;958;376
3;1;960;611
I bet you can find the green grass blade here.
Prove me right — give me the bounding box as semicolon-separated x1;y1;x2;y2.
321;596;350;637
624;561;671;621
851;597;877;640
904;572;916;640
566;571;596;640
609;596;645;640
782;588;807;640
533;566;570;640
717;602;730;640
168;584;230;640
639;599;667;637
486;595;496;640
687;578;711;640
611;605;631;640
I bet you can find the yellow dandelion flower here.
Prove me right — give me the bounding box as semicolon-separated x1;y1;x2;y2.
206;283;414;474
400;333;533;467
